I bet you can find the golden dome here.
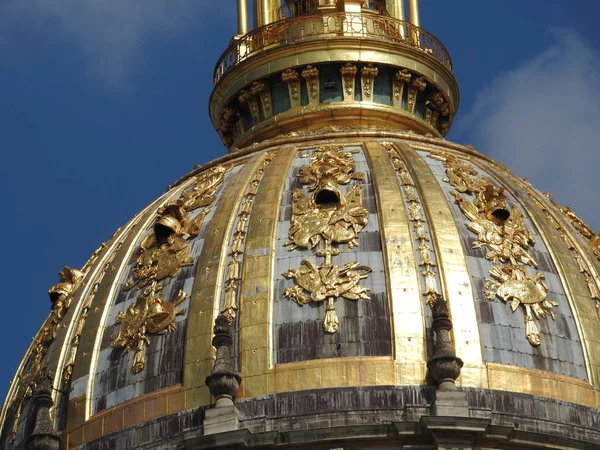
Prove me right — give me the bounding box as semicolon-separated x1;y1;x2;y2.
3;2;600;449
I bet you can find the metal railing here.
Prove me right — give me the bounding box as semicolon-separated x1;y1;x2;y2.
213;12;452;86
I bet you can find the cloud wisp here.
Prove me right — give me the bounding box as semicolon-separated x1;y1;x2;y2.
460;29;600;230
3;0;220;85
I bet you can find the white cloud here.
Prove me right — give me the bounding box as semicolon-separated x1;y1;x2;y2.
3;0;219;85
461;29;600;230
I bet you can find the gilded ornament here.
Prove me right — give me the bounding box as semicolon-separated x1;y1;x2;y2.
340;63;358;100
298;146;364;189
360;64;378;101
111;282;186;373
560;206;594;240
283;146;371;333
179;166;228;211
282;68;301;106
45;266;84;340
285;184;368;251
283;246;372;333
126;166;227;290
436;154;558;345
408;202;424;222
301;65;320;103
485;265;557;346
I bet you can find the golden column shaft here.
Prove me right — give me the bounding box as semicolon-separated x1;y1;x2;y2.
255;0;280;27
238;0;249;34
387;0;405;21
408;0;420;27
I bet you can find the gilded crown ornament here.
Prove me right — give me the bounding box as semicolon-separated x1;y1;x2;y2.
111;281;186;373
283;146;371;333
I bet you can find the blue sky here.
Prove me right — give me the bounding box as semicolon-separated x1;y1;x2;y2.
0;1;599;405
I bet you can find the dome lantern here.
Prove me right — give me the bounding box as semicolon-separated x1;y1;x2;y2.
212;0;458;150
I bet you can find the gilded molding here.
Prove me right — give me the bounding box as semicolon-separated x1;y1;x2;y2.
221;153;274;324
383;143;443;308
399;144;486;386
363;142;425;379
183;156;265;403
238;148;296;390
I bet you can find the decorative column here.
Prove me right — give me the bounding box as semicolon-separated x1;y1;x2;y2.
237;0;248;34
25;373;61;450
204;314;242;434
408;0;420;26
386;0;405;20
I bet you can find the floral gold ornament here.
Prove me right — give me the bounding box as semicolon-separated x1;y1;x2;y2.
435;153;558;345
126;166;228;290
283;146;371;333
384;143;442;308
221;154;274;324
111;281;186;373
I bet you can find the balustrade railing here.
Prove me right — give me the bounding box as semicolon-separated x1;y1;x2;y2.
214;12;452;86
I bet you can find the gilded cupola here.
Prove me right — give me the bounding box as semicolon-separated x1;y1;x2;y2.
2;1;600;450
211;0;458;149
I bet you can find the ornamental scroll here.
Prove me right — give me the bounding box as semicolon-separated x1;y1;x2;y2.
283;146;372;334
432;154;558;346
125;165;229;290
